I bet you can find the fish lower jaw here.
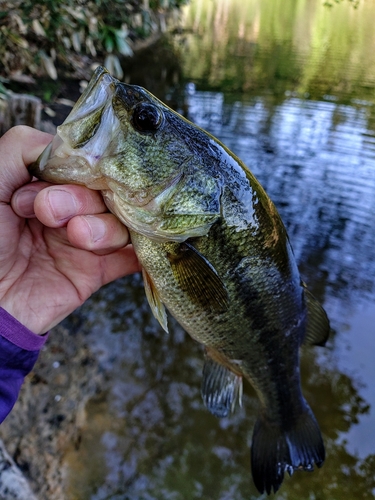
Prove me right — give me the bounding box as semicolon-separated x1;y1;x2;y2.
86;177;110;190
34;141;53;173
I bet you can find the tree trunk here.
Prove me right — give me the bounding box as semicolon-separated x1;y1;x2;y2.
0;94;42;135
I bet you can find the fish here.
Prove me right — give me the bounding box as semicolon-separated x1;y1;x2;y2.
30;66;330;494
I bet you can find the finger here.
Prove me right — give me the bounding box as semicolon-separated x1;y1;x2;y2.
11;181;52;218
66;213;131;254
34;184;107;227
100;245;142;283
0;126;53;202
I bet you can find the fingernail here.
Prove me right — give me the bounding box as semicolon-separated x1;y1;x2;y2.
84;215;107;242
14;189;37;217
47;189;78;222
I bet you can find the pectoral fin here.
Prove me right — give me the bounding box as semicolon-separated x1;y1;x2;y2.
167;242;229;314
201;348;243;418
303;288;330;346
142;268;168;333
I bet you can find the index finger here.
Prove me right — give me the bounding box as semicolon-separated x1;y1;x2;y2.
0;126;53;202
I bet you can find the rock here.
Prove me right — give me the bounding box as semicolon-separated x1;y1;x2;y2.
0;440;38;500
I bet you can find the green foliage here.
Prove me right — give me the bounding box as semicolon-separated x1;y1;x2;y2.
0;0;189;79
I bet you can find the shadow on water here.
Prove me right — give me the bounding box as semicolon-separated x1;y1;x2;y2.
63;0;375;498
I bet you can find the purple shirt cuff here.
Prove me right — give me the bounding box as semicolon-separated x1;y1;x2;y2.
0;307;48;350
0;307;49;423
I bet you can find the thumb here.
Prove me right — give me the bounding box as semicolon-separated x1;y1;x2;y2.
0;126;53;278
0;126;53;203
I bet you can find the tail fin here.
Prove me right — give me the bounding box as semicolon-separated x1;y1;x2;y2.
251;405;325;495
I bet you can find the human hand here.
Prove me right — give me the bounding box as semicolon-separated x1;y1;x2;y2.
0;126;140;334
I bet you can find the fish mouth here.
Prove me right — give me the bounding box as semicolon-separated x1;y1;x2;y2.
66;66;117;122
29;67;122;186
29;66;155;185
28;133;96;186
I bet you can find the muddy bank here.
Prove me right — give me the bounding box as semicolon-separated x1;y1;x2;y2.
0;323;105;500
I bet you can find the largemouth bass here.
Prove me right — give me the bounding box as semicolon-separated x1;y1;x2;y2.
30;67;330;494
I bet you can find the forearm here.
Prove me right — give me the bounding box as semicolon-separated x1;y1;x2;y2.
0;307;48;423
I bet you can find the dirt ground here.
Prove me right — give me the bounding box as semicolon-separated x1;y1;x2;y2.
0;323;105;500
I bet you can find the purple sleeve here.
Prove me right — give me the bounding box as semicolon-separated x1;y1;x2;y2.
0;307;48;423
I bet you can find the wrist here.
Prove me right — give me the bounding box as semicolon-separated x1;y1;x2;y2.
0;302;46;336
0;307;49;350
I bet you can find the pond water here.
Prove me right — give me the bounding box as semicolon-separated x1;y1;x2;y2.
62;0;375;498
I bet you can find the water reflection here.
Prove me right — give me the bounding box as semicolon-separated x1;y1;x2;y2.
179;0;375;101
185;90;375;309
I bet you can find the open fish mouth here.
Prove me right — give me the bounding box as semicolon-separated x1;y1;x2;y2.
30;68;121;186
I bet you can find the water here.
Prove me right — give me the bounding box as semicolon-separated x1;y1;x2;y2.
63;0;375;498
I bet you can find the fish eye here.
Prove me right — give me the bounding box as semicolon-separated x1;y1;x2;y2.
132;102;163;133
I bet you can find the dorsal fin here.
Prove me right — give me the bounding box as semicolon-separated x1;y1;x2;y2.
303;288;330;347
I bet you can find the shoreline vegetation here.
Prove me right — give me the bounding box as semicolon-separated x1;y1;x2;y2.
0;0;189;82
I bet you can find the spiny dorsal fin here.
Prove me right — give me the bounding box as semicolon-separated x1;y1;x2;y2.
201;348;242;418
142;267;168;333
303;288;330;347
167;242;229;314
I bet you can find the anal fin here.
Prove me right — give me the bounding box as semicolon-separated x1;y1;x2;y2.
142;267;168;333
201;348;242;418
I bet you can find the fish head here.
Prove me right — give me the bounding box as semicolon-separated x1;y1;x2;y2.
30;66;222;241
